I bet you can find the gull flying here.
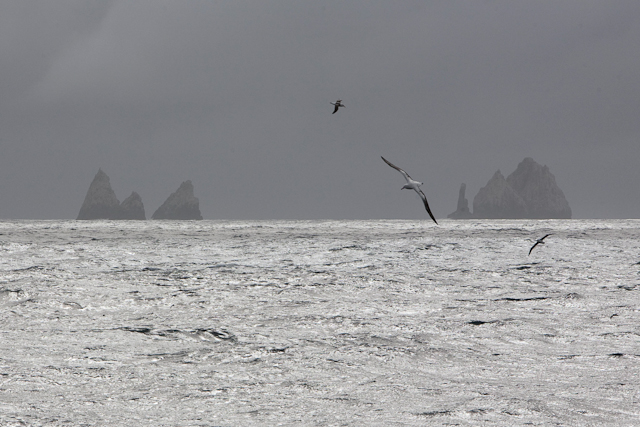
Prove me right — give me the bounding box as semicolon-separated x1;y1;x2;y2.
528;234;552;255
381;156;437;224
331;99;344;114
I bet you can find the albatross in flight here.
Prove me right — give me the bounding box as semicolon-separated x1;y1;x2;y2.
528;234;552;255
381;156;438;224
331;99;344;114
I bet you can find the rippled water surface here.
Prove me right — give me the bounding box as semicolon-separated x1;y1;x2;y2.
1;219;639;426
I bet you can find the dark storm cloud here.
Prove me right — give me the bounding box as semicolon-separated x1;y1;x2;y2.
1;1;640;219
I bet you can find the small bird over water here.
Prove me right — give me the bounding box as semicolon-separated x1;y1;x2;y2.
331;99;344;114
381;156;437;224
528;234;552;255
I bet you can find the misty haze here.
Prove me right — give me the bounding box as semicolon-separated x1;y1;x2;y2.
1;1;639;219
1;2;640;426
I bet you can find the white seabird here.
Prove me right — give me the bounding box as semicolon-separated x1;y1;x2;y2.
331;99;344;114
381;156;438;224
528;234;552;255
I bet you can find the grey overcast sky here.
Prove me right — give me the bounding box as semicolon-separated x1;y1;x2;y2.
1;1;639;219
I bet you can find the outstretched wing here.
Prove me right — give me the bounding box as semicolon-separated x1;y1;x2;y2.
381;156;412;183
528;241;540;256
540;233;552;241
332;104;339;114
416;188;438;224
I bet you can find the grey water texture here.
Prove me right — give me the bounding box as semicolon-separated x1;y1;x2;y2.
1;219;639;426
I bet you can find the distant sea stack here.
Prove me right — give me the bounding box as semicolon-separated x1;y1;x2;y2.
152;180;203;220
473;170;528;219
505;157;571;219
118;192;146;220
77;169;146;220
447;183;474;219
449;158;571;219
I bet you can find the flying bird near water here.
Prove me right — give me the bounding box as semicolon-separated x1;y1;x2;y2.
528;234;552;255
331;99;344;114
381;156;438;224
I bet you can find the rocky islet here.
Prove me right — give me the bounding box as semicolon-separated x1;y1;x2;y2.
77;170;202;220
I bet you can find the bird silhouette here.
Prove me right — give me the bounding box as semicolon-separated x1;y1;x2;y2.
331;99;344;114
381;156;437;224
528;234;552;255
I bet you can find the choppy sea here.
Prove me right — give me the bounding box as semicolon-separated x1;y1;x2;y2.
1;219;639;426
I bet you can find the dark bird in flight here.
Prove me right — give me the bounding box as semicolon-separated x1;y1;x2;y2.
528;234;552;255
331;99;344;114
381;156;437;224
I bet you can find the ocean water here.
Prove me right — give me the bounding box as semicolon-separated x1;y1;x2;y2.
0;219;638;426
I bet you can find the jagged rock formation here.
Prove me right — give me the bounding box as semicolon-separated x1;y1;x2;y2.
473;171;528;219
77;169;123;220
118;192;146;220
77;169;146;220
505;157;571;219
471;158;571;219
447;183;474;219
152;180;203;220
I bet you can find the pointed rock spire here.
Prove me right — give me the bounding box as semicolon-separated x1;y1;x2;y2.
118;191;146;220
447;183;473;219
77;169;122;220
77;169;146;220
152;180;203;220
